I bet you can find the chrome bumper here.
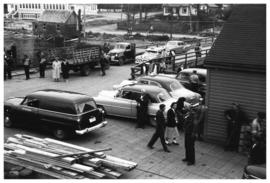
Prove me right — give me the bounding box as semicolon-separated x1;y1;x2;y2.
75;121;107;135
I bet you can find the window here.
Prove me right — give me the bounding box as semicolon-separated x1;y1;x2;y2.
20;4;22;8
164;7;169;14
22;97;39;108
182;7;187;14
56;24;60;31
26;4;28;8
121;90;141;101
53;4;55;9
50;4;52;9
56;4;58;9
75;100;97;114
43;24;46;30
38;4;40;9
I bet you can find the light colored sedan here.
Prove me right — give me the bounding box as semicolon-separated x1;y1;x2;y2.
165;40;191;54
94;84;176;120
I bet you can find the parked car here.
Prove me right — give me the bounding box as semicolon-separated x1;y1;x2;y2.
177;68;207;96
242;164;266;179
164;40;191;54
4;89;107;140
136;75;201;104
94;84;176;121
108;42;136;65
135;46;166;64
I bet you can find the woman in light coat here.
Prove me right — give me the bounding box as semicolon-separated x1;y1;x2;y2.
52;57;61;82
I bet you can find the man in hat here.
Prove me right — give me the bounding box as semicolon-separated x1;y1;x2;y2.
224;103;247;151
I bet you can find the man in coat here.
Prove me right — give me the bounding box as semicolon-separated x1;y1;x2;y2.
182;107;197;165
147;104;170;153
23;54;31;80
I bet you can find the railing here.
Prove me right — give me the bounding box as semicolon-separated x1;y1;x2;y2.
130;48;211;79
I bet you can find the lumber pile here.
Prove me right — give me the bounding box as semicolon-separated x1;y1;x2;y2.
4;134;137;179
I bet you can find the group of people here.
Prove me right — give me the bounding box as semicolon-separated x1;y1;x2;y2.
51;57;70;82
4;52;14;80
224;103;266;165
146;97;207;166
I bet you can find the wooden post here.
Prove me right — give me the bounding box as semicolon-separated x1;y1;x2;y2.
184;53;187;69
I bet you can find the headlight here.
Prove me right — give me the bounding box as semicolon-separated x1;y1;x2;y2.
115;54;118;57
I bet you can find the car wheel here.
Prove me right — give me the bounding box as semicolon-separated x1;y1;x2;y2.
53;128;69;140
149;116;157;127
118;58;124;66
4;113;13;128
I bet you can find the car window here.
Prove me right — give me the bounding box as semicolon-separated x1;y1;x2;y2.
22;97;39;108
149;81;161;87
121;90;141;101
138;80;149;85
75;100;97;114
121;90;132;99
170;81;183;91
178;73;190;81
39;100;76;114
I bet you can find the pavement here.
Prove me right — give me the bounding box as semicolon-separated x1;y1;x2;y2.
4;65;248;179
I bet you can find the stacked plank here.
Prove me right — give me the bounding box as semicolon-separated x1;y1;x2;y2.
4;134;137;179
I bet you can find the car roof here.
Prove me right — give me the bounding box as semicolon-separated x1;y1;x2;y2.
115;42;130;46
139;75;177;85
167;40;184;43
180;68;207;76
28;89;92;104
122;84;167;95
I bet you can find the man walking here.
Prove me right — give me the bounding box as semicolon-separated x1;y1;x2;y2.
147;104;170;153
23;54;31;80
182;107;197;165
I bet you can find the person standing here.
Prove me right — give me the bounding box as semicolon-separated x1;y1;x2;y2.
182;107;197;165
224;103;247;151
136;92;149;128
52;57;61;82
194;42;201;58
189;70;199;93
5;53;13;79
147;104;170;153
250;112;265;143
194;98;208;141
39;51;46;78
176;97;189;132
61;59;70;82
165;102;180;145
100;50;106;76
23;55;31;80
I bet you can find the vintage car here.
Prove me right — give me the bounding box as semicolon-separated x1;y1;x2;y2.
136;75;201;104
4;89;107;140
242;164;266;179
108;42;136;65
93;85;176;121
135;46;166;64
164;40;191;54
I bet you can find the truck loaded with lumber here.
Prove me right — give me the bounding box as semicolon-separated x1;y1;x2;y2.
46;43;109;76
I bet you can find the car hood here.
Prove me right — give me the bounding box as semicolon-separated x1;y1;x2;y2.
5;97;24;106
109;49;124;54
113;80;137;90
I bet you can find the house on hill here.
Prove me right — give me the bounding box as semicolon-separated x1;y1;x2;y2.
32;10;80;40
203;5;266;145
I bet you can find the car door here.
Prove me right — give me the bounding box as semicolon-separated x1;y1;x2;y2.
110;90;133;117
15;97;39;127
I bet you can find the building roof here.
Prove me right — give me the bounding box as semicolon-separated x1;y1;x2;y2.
204;5;266;73
37;10;76;23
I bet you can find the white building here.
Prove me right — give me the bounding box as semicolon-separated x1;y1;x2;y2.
6;3;97;20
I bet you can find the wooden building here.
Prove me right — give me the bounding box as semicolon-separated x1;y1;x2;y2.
32;10;80;40
203;5;266;144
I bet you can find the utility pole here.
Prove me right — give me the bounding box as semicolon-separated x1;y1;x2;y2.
121;4;123;21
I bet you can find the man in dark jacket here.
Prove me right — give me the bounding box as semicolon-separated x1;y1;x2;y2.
147;104;170;153
182;107;197;165
23;54;31;80
224;103;247;151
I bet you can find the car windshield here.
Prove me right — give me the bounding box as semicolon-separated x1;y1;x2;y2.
146;50;158;54
75;100;96;114
156;91;171;102
115;44;126;49
167;42;177;46
170;81;183;91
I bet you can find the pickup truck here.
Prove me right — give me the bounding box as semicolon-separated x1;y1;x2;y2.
108;42;136;65
47;44;109;76
4;89;107;140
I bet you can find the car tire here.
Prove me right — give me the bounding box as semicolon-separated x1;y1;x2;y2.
53;128;70;140
4;113;13;128
80;65;90;76
118;58;124;66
